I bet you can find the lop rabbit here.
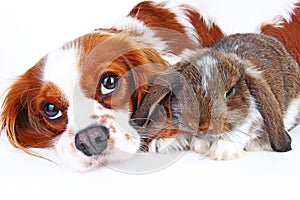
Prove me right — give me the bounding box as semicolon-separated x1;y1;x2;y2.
132;33;300;160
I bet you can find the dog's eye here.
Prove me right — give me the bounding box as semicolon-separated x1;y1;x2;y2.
225;86;235;98
100;73;120;95
43;103;62;120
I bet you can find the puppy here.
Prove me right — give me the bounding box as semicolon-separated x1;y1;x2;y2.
0;1;225;171
132;33;300;160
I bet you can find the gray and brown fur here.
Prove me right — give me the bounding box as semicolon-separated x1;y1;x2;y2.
132;33;300;159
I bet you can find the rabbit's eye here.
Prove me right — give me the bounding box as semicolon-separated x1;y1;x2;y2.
225;86;235;98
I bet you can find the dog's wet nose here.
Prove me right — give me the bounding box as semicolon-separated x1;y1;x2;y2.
75;125;109;156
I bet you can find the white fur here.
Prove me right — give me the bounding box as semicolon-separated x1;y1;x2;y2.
209;140;244;160
190;97;265;160
244;65;263;79
43;48;79;99
196;54;219;93
100;16;169;54
106;16;184;65
196;54;218;80
148;134;190;153
167;3;201;47
167;0;299;33
190;137;210;154
284;94;300;130
43;47;140;171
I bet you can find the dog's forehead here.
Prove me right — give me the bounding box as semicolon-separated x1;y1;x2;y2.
42;46;110;130
42;32;117;97
43;46;82;100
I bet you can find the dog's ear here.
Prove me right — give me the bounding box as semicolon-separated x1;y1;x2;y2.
1;61;58;151
245;74;292;152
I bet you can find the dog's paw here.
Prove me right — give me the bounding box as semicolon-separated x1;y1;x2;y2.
209;140;244;160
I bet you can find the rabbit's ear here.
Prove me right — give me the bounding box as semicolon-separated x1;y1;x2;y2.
131;63;187;128
131;85;171;127
245;74;292;152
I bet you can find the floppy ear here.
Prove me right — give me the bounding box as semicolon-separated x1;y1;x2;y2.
130;63;186;128
245;74;292;152
131;84;171;127
1;63;54;150
131;81;181;153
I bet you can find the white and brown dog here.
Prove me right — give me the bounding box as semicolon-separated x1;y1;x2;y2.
1;0;300;171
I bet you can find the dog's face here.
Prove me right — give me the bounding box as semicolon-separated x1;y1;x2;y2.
1;30;169;171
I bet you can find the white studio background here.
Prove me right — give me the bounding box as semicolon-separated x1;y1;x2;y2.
0;0;300;200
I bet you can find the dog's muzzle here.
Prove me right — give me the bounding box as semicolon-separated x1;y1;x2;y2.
75;124;110;156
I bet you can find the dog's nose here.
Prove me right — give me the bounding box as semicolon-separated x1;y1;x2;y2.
75;125;109;156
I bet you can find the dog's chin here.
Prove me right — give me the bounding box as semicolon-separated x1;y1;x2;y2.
54;129;140;172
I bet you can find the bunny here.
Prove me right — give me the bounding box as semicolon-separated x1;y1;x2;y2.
131;33;300;160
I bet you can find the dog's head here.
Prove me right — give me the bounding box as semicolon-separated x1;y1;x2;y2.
0;29;169;171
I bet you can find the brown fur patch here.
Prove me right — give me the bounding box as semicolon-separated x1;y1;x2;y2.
129;1;186;33
261;2;300;65
78;33;169;111
129;1;195;54
125;133;131;141
109;137;115;146
109;125;116;134
184;6;225;47
1;57;67;149
35;82;69;132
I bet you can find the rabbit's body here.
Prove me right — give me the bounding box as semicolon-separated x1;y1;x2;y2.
212;34;300;119
188;34;300;159
132;33;300;160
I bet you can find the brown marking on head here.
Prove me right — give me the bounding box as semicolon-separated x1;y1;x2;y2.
125;133;131;141
35;82;69;132
109;125;116;134
78;32;170;112
99;115;115;127
1;57;68;150
261;2;300;65
109;137;115;146
129;1;186;34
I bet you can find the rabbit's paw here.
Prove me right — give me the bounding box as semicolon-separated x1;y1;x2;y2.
190;138;210;154
148;138;185;153
209;140;244;160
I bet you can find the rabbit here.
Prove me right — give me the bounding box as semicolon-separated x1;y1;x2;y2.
131;33;300;160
